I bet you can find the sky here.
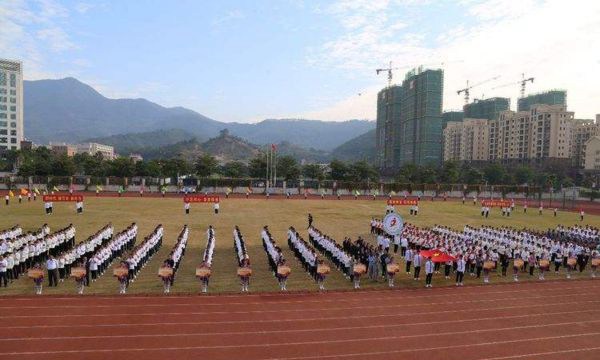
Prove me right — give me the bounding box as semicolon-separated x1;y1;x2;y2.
1;0;599;122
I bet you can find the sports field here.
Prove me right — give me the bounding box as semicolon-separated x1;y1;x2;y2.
1;196;598;295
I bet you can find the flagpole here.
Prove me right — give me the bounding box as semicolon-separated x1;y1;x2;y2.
273;146;277;190
266;149;270;192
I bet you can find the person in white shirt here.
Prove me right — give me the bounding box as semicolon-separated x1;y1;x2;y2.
425;257;434;288
4;194;9;206
213;202;220;214
0;255;7;287
76;201;84;214
46;255;59;287
184;202;190;214
455;254;466;286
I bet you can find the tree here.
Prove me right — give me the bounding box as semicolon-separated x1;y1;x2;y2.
396;163;419;183
162;159;190;179
329;159;348;180
302;164;325;181
418;165;438;184
248;155;267;178
109;157;135;178
51;155;76;176
348;160;378;182
513;166;534;185
221;161;248;178
439;161;460;183
276;155;301;181
483;163;506;185
195;154;218;177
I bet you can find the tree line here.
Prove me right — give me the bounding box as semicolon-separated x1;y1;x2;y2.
0;147;594;188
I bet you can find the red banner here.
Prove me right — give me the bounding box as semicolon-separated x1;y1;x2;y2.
482;200;511;207
387;199;418;206
183;195;220;203
43;195;83;202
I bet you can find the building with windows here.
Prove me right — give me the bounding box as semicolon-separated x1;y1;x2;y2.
583;136;600;170
444;104;576;166
443;119;489;162
463;97;510;121
376;85;402;172
376;67;444;171
0;59;23;151
50;143;77;157
75;142;115;159
517;90;566;112
572;119;599;168
442;111;464;129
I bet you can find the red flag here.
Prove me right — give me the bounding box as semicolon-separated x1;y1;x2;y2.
271;144;277;151
419;250;456;263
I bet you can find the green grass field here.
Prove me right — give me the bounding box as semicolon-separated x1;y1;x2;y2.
1;197;598;296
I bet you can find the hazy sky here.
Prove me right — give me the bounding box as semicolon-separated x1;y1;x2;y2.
1;0;599;122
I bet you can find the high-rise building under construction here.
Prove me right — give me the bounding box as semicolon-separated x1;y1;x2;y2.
376;67;444;172
517;90;566;111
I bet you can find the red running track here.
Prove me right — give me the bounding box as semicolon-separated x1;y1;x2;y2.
0;279;599;360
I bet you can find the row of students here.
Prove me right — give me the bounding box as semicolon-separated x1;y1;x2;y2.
0;225;22;242
288;227;319;279
308;226;352;277
161;225;189;293
233;226;249;266
125;225;163;283
87;224;137;286
198;226;216;293
261;226;289;290
0;224;50;256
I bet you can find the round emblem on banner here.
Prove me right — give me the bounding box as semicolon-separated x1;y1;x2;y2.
383;213;404;235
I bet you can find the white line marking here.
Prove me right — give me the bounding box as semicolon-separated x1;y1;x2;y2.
0;278;594;302
2;318;599;343
1;284;597;310
4;331;600;356
3;292;597;319
3;308;598;331
477;347;600;360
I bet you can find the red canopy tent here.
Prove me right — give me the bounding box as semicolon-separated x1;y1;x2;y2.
419;250;456;263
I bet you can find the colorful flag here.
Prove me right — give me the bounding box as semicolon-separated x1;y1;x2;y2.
96;185;103;192
271;144;277;151
8;190;14;197
34;188;40;195
118;186;124;193
354;190;361;196
246;186;253;193
389;191;396;196
20;188;28;196
374;190;379;196
226;187;232;194
52;186;59;192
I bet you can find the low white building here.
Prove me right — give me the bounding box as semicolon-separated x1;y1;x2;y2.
76;142;115;159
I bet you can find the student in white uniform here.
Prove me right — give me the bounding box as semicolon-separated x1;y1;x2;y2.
455;255;466;286
184;202;190;214
76;201;84;214
425;257;434;288
213;202;220;214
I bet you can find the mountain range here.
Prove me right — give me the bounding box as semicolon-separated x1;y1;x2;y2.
24;78;375;154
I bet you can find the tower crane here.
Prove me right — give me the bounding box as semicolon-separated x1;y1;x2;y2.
457;76;500;104
376;61;454;88
491;73;534;98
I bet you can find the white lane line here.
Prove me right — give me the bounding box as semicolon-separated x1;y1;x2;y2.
2;300;598;332
3;331;600;356
2;308;598;331
0;278;594;302
2;317;599;343
3;292;597;319
1;284;597;310
476;347;600;360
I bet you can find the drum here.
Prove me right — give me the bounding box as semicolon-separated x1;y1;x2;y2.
317;265;331;275
70;267;86;279
27;269;44;279
353;264;367;275
386;263;400;274
539;260;550;269
113;267;129;278
158;267;174;278
513;259;524;269
592;259;600;267
237;267;252;277
196;267;212;278
483;261;496;270
567;258;577;267
277;266;291;277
